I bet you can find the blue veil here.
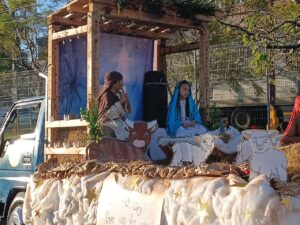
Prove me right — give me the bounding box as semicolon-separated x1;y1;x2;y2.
167;81;204;137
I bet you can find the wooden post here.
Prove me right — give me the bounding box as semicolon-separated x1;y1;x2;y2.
269;70;276;106
47;24;60;147
87;4;100;109
156;39;167;72
153;40;159;71
198;23;210;123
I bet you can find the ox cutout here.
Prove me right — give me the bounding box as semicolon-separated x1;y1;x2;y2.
242;130;287;182
171;134;215;167
86;120;157;162
125;119;158;151
236;129;281;165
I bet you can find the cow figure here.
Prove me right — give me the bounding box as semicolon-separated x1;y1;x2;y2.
171;134;215;166
86;120;157;162
242;130;287;182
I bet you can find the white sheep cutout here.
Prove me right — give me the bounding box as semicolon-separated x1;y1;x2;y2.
171;134;215;166
242;130;287;182
235;129;281;165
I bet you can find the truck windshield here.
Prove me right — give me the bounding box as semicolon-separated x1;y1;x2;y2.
3;103;41;141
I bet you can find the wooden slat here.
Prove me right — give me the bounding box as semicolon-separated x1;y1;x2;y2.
98;23;170;39
48;0;88;18
157;39;167;72
48;16;82;26
45;147;86;155
67;5;88;14
46;119;88;128
87;5;100;109
161;42;200;55
47;25;60;147
52;25;88;41
92;3;205;29
198;23;210;122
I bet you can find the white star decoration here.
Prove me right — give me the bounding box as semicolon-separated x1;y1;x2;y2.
198;199;209;224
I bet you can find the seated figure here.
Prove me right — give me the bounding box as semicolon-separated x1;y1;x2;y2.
97;71;131;140
209;115;241;154
166;80;207;138
281;96;300;145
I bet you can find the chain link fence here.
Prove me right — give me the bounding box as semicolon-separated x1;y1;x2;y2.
0;70;45;123
166;41;300;129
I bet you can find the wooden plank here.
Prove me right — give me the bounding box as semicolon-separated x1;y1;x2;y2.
98;24;170;39
153;40;159;70
157;40;167;72
45;147;86;155
93;3;204;29
67;5;88;14
52;25;88;41
198;23;210;122
47;25;60;147
46;119;88;128
48;16;82;26
161;42;200;55
48;0;88;18
87;5;100;109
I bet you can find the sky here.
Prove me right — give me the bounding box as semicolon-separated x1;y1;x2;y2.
37;0;68;14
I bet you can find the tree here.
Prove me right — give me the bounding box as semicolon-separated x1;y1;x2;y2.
0;0;68;72
214;0;300;75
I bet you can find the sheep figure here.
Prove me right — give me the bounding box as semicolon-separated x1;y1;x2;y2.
235;129;281;165
242;130;287;182
171;134;215;166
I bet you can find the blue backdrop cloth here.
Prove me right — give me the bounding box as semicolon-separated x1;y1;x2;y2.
59;33;153;120
167;82;205;137
99;33;153;120
59;37;87;119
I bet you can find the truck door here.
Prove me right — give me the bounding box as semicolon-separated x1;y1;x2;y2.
0;101;42;174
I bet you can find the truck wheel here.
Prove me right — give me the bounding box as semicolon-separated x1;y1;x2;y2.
231;110;251;130
7;192;25;225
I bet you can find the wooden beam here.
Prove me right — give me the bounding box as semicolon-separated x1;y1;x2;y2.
46;119;88;128
198;23;210;122
47;25;60;148
92;3;204;29
45;147;86;155
87;7;100;109
52;25;88;41
161;42;200;55
48;0;88;18
67;5;88;14
98;23;170;39
157;40;167;72
48;16;82;26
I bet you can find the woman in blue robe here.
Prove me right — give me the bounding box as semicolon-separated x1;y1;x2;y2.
167;80;207;137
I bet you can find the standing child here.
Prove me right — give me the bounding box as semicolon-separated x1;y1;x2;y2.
167;80;207;137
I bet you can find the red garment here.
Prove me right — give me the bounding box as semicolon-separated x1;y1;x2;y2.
281;96;300;145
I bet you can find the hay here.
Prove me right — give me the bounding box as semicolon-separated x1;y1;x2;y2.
280;143;300;180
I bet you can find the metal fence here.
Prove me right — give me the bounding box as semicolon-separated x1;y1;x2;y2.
0;70;45;109
166;41;299;129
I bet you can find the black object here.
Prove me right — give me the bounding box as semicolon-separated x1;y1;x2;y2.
143;71;168;128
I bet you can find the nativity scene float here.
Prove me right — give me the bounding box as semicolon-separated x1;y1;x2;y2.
24;0;300;225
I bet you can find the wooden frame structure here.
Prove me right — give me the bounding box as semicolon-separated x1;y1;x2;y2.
46;0;211;155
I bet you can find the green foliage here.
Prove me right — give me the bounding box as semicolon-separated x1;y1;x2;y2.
215;0;300;79
116;0;216;20
80;101;102;143
0;0;68;72
208;102;220;130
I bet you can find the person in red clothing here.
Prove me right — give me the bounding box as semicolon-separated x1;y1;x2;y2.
281;96;300;145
